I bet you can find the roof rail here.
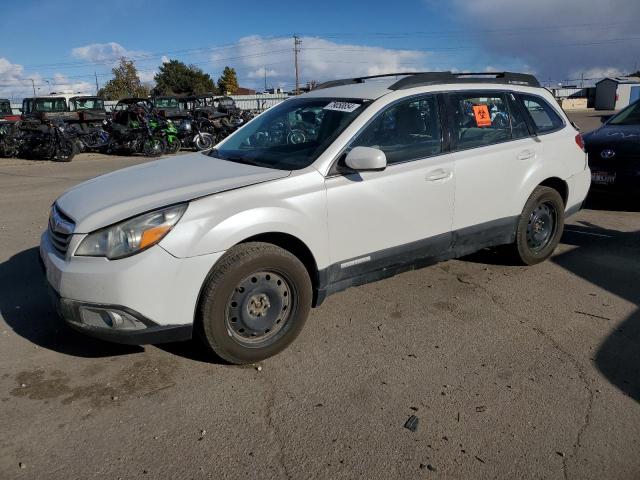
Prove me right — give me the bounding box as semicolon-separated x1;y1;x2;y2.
389;71;540;89
316;71;540;91
315;72;433;90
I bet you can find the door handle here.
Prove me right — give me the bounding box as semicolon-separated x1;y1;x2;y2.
517;149;536;161
426;169;452;181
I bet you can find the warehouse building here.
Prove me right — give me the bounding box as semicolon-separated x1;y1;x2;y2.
595;76;640;110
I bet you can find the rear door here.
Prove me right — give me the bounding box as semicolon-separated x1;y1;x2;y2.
325;94;455;284
447;90;537;252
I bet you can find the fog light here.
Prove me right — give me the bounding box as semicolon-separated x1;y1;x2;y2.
79;307;146;330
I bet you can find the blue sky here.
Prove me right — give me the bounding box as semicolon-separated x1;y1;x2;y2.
1;0;639;99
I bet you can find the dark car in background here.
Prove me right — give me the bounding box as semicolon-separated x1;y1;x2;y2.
584;100;640;196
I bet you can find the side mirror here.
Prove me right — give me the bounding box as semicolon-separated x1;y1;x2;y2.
600;114;613;124
344;146;387;172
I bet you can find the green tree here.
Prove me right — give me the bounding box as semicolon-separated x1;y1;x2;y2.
217;66;239;95
98;58;149;100
153;60;217;96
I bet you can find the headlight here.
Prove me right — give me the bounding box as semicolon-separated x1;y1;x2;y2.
76;204;187;259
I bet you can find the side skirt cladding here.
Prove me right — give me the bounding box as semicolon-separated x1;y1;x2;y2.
314;216;518;305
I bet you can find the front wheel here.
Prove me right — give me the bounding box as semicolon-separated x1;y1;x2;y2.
53;138;77;162
505;186;565;265
197;242;312;364
142;137;166;157
166;136;181;154
193;133;214;151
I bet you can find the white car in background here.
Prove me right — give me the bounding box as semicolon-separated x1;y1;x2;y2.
40;71;590;364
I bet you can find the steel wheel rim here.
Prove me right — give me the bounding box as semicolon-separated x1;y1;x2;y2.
225;271;293;347
526;201;557;252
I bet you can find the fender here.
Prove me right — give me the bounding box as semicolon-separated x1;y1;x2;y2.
159;169;330;269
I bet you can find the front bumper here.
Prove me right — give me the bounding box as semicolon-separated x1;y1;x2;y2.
46;286;193;345
39;230;225;344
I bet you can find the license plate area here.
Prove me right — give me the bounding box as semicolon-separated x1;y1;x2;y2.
591;171;616;185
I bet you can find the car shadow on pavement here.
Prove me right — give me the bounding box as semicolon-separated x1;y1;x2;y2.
584;193;640;213
0;247;143;358
554;222;640;402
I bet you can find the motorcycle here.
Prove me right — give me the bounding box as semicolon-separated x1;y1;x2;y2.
18;120;77;162
72;123;111;153
150;116;180;154
174;116;215;151
0;122;22;158
105;107;166;157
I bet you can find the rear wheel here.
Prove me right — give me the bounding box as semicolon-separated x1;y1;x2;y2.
197;242;312;364
505;186;565;265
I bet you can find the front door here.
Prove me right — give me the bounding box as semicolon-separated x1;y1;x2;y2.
325;94;455;287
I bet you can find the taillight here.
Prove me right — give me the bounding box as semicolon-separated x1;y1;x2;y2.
574;133;585;151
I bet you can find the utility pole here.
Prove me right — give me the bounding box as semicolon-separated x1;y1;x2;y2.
31;79;36;96
580;72;584;89
264;66;267;92
293;35;302;95
95;72;100;95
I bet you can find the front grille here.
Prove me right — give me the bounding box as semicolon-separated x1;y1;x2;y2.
48;204;75;256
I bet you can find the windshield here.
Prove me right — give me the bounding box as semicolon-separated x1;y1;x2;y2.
154;98;179;108
72;98;104;110
608;100;640;125
0;102;10;114
196;97;214;107
35;98;67;112
217;97;235;107
114;100;151;111
212;97;369;170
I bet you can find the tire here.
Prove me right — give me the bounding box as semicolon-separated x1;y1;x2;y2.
166;137;181;154
194;133;214;151
197;242;312;364
142;138;166;157
53;138;76;162
506;186;565;265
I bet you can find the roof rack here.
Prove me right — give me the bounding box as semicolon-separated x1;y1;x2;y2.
390;71;540;89
316;71;540;91
315;72;432;90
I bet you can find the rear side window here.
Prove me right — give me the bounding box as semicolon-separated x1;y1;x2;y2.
518;94;564;133
350;95;441;164
449;93;513;150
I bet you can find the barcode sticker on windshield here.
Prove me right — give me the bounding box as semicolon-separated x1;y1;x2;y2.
324;101;360;113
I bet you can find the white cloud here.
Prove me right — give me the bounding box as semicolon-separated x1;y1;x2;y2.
71;42;146;64
211;35;432;90
444;0;640;82
0;57;93;100
247;67;279;79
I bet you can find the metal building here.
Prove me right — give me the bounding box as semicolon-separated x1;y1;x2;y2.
595;77;640;110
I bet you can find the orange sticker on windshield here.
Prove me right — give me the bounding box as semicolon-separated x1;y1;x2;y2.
472;105;491;127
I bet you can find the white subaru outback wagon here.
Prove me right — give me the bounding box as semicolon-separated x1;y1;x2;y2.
40;72;591;364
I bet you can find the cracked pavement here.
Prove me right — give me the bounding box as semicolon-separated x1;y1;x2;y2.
1;113;639;480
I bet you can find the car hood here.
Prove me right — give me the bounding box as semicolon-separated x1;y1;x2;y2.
56;152;290;233
584;124;640;154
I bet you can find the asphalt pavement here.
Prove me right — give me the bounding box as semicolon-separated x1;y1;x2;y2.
0;112;638;480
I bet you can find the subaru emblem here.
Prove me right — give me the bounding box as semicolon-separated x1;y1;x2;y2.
600;149;616;159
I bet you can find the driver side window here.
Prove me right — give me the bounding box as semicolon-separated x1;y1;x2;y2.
350;95;442;164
